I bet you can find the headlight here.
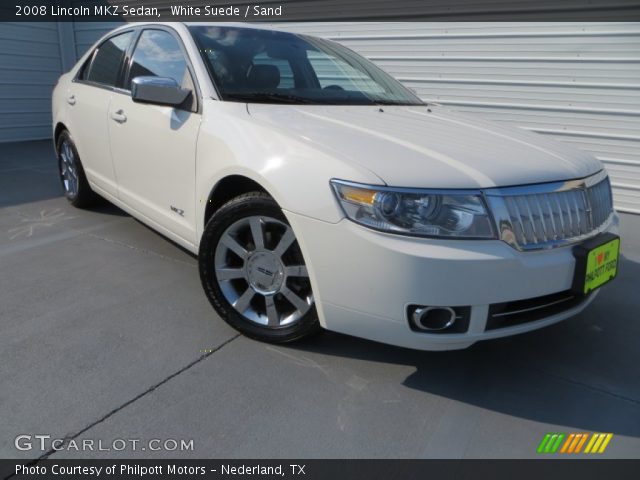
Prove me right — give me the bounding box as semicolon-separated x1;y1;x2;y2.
330;180;495;239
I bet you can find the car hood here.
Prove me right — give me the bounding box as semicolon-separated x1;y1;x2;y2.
247;104;602;189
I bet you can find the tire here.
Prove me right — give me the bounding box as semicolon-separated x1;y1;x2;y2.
56;130;98;208
199;192;321;343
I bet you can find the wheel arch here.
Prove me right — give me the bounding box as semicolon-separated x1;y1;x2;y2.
53;122;68;146
203;174;271;228
198;172;329;330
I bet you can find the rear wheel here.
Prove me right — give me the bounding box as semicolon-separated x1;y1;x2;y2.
56;131;97;208
199;192;321;343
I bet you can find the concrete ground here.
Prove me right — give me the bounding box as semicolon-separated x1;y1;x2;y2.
1;140;639;460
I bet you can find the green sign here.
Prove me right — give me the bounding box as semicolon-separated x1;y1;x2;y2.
583;238;620;294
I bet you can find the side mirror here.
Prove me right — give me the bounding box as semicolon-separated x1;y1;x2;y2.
131;76;191;107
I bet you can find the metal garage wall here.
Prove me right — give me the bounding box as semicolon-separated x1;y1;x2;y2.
72;21;121;59
0;19;120;144
273;22;640;214
0;23;65;143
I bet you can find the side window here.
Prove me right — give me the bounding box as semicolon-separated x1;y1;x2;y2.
251;52;294;89
78;54;94;81
85;32;134;87
127;30;189;90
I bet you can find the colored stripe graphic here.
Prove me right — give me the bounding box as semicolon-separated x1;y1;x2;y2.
584;434;598;453
537;434;552;453
574;433;589;453
545;434;557;453
540;433;614;454
598;433;614;453
585;433;614;454
550;434;565;453
537;433;565;453
568;434;581;453
560;433;575;453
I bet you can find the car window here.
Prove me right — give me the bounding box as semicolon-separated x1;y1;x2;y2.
307;51;385;94
127;30;189;90
85;31;134;87
189;26;423;105
252;52;294;89
77;55;94;81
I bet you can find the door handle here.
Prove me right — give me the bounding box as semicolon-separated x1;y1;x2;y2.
111;109;127;124
67;95;76;106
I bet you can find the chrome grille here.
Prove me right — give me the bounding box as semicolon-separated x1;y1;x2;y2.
486;171;614;251
588;174;614;228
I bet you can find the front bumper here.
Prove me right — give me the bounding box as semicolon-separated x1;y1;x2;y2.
286;211;619;351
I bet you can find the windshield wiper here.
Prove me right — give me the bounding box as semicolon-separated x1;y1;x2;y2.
225;92;317;104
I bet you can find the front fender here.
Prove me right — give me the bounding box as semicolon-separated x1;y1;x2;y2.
194;100;382;244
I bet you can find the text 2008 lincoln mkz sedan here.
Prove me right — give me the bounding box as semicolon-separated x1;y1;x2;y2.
52;23;620;350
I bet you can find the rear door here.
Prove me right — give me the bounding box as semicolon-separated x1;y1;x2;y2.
107;27;201;245
67;30;135;198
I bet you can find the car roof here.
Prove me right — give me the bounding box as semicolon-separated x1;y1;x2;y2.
111;22;291;34
184;22;283;31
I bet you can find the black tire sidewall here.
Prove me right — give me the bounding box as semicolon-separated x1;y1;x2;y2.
199;192;321;343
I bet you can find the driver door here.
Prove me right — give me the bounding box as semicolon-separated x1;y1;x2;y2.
108;28;201;246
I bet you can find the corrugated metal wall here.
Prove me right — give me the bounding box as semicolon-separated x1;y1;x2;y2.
0;20;119;143
72;21;120;58
271;22;640;214
0;23;64;142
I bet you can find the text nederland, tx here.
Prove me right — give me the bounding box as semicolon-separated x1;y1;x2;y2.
16;463;305;476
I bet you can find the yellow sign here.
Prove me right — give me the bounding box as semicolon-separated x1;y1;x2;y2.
583;238;620;294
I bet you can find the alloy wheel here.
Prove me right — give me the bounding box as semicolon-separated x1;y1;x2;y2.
214;215;313;327
59;140;79;197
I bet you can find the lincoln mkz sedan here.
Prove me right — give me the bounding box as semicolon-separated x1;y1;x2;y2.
52;23;620;350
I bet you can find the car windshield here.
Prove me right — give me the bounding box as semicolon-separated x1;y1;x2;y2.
189;26;424;106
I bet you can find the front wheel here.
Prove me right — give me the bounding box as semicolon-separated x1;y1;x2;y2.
199;192;321;343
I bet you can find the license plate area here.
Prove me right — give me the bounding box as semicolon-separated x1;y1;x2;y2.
572;233;620;295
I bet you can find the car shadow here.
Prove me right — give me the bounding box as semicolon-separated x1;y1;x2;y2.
87;201;130;217
0;141;63;208
283;254;640;439
0;140;130;219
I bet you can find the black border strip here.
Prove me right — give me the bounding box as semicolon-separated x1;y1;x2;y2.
5;0;640;22
3;459;640;480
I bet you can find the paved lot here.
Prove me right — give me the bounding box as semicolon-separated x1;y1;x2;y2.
1;140;639;460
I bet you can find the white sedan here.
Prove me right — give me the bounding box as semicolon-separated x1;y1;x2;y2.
52;23;620;350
